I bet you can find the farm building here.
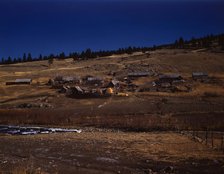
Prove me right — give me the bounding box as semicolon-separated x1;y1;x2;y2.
107;80;120;88
54;76;81;84
69;86;84;95
6;79;32;85
84;76;104;86
158;74;183;84
154;74;185;92
192;72;208;80
128;72;151;78
48;76;81;88
67;86;113;98
62;76;80;83
138;82;157;92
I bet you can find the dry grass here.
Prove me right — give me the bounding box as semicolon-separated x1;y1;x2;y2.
0;49;224;130
0;131;223;174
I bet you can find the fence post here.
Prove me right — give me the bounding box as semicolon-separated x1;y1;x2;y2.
211;131;214;148
205;130;208;145
222;135;224;153
220;134;223;151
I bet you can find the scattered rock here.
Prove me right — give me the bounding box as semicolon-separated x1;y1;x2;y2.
163;166;174;173
191;162;198;166
17;103;53;109
145;168;154;174
146;159;150;163
76;162;81;167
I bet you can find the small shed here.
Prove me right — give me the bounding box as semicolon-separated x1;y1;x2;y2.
128;72;151;78
63;76;81;84
158;74;183;84
192;72;208;80
72;86;84;94
84;76;104;86
107;80;120;88
54;76;81;84
6;79;32;85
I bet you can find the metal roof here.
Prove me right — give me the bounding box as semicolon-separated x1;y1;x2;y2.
62;76;75;81
15;79;32;83
128;72;151;76
192;72;208;76
74;86;83;93
111;80;119;85
87;77;102;81
159;74;181;79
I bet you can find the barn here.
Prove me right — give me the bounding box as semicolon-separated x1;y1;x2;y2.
6;79;32;85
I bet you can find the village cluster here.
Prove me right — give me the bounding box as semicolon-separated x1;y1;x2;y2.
6;71;210;99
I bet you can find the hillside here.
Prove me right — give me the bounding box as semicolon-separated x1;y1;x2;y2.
1;48;224;174
0;48;224;130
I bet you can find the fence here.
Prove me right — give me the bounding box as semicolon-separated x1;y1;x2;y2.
180;130;224;153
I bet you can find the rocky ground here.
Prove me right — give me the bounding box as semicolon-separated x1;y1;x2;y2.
0;129;224;174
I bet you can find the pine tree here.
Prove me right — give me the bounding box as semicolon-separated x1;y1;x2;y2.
1;57;5;64
18;57;22;63
126;46;133;54
27;53;32;61
191;37;196;48
39;54;43;61
85;48;92;58
13;58;17;63
23;53;27;62
59;52;66;59
48;54;54;60
7;56;12;64
178;37;184;48
218;35;224;50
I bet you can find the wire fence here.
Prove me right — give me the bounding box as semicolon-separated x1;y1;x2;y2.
180;130;224;153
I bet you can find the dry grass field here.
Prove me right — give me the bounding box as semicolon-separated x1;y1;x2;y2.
0;49;224;129
0;49;224;173
0;130;224;174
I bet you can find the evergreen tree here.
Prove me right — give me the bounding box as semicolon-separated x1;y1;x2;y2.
85;48;92;58
7;56;12;64
59;52;66;59
27;53;32;61
18;57;22;63
218;35;224;50
39;54;43;61
13;58;17;63
48;54;55;59
178;37;184;48
69;52;76;58
126;46;133;54
1;57;5;64
23;53;27;62
174;40;178;48
191;37;196;48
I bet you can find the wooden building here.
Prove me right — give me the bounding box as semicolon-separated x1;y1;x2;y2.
6;79;32;85
192;72;208;80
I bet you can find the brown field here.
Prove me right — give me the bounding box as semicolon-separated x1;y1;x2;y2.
0;49;224;173
0;130;224;174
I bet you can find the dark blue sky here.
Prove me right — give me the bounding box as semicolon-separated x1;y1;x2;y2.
0;0;224;58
